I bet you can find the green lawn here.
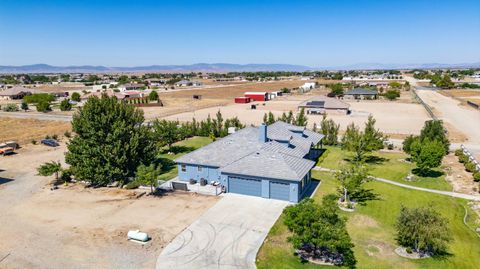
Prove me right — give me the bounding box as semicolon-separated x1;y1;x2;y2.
157;136;212;181
317;146;452;191
257;170;480;269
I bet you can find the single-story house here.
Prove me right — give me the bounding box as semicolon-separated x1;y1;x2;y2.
344;88;378;100
175;80;203;87
298;96;350;114
175;121;324;202
118;83;145;92
0;86;45;100
245;92;268;101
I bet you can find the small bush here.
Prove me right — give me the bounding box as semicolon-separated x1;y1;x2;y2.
465;162;476;173
2;103;19;112
45;135;51;139
31;139;37;145
406;247;413;254
64;131;71;138
36;100;52;112
454;149;464;156
124;180;141;189
71;92;81;102
473;172;480;182
459;154;469;163
60;169;73;182
52;134;58;140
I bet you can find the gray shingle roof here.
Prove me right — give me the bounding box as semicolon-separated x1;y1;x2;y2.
175;121;324;181
220;149;315;181
175;127;264;167
344;88;378;95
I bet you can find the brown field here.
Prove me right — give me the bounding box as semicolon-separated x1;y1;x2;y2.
439;89;480;98
0;117;71;144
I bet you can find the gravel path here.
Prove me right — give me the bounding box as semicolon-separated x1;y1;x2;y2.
313;167;480;201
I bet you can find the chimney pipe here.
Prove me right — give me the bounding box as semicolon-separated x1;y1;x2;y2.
259;124;267;143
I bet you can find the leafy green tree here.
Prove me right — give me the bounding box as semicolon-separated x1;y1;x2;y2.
71;92;81;102
37;161;62;180
23;93;55;104
149;90;159;101
335;163;372;203
320;114;339;145
295;108;308;126
21;102;29;111
341;116;385;161
65;96;155;186
384;90;400;100
419;120;450;153
60;99;72;111
402;135;418;154
389;81;402;89
286;111;294;124
396;206;452;255
411;139;446;175
152;119;180;148
36;100;51;112
135;163;162;194
329;83;344;96
283;196;356;268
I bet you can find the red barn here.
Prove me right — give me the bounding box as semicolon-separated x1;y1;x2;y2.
234;97;251;103
245;92;268;101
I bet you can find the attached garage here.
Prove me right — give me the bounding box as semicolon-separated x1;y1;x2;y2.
228;176;262;197
269;181;290;201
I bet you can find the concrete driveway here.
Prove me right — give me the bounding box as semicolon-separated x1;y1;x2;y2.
156;193;289;269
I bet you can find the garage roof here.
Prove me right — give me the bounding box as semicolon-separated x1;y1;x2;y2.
220;149;315;181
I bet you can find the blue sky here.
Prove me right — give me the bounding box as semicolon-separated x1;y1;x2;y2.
0;0;479;67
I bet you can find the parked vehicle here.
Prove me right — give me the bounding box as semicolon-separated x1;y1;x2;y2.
41;139;60;147
0;146;14;156
2;141;19;149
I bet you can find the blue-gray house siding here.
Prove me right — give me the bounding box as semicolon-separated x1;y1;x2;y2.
177;163;220;183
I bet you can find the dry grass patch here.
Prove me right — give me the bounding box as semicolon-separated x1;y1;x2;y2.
0;117;71;144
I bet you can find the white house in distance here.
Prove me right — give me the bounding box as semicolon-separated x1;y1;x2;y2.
175;80;203;87
118;83;145;92
299;82;316;92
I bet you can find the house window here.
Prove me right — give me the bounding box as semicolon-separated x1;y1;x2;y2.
181;165;186;172
198;166;203;172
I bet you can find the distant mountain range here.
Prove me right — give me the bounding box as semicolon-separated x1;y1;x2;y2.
0;62;479;73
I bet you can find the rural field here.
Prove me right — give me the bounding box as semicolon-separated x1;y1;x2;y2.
0;117;71;144
0;138;218;269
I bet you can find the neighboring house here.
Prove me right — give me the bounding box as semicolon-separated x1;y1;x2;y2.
0;86;45;100
245;91;268;101
299;82;316;92
298;95;350;114
175;80;202;87
344;88;378;100
175;121;324;202
145;78;166;87
118;83;145;92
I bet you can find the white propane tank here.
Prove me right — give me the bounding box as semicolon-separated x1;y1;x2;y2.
128;230;149;242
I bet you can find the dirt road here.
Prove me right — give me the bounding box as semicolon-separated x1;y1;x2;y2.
416;89;480;144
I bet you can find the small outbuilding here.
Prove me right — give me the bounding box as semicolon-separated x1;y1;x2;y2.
235;96;251;103
245;92;268;101
298;96;350;115
344;88;378;100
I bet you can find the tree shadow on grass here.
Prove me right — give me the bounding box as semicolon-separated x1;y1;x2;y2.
155;158;176;173
161;145;195;155
364;155;387;165
352;188;381;205
411;168;444;178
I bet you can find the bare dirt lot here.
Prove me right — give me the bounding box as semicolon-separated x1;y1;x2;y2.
163;92;431;138
142;80;310;119
0;117;71;144
0;144;219;269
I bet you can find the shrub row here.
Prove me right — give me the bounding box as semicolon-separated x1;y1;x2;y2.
455;149;480;182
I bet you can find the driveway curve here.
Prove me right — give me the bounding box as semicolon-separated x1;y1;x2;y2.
156;193;288;269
